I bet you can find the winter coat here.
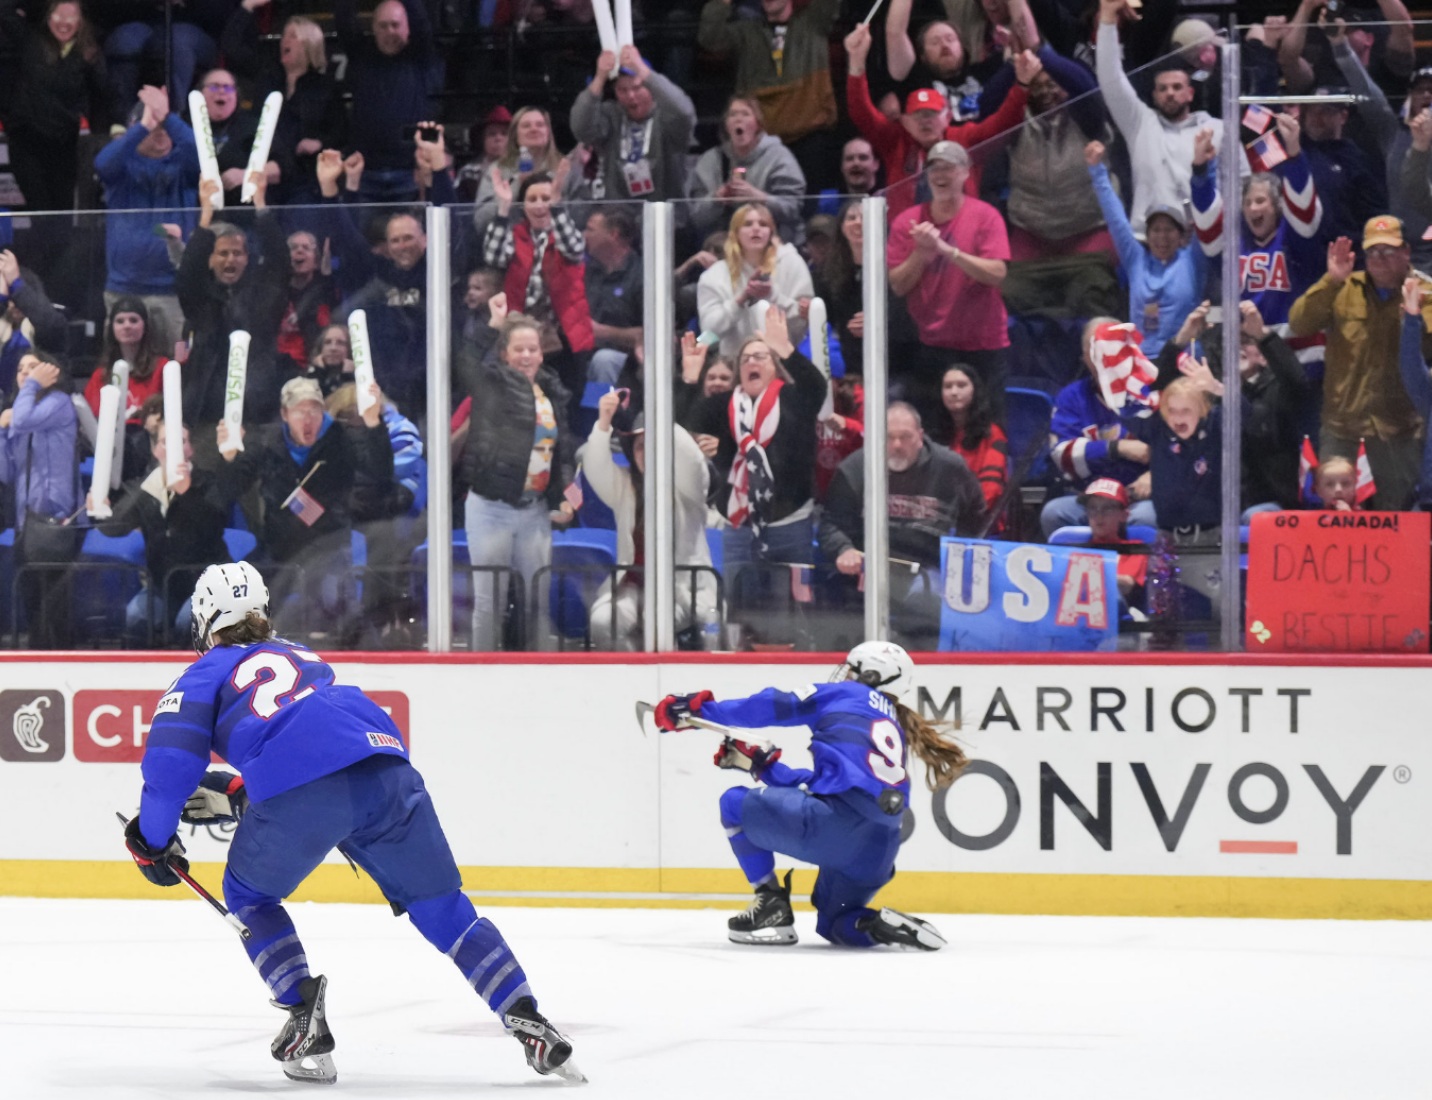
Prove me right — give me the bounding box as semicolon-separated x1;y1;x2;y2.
460;354;574;511
0;380;77;527
676;350;827;525
687;132;808;246
216;417;393;563
93;118;200;295
0;0;109;142
177;213;290;425
220;4;347;200
569;68;696;205
335;0;436;172
696;0;839;143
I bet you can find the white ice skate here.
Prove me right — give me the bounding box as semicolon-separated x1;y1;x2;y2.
504;996;587;1084
271;974;337;1084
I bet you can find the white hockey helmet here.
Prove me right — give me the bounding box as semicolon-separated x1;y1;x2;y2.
190;562;270;655
833;641;917;705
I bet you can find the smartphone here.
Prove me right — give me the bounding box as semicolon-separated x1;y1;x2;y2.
402;124;440;143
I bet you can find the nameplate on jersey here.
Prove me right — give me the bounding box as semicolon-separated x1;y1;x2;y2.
367;732;403;750
154;691;183;716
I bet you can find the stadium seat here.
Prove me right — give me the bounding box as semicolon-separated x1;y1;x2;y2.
1005;388;1054;482
543;530;618;644
223;528;258;562
1049;525;1159;546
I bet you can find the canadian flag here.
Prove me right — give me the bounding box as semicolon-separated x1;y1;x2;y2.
1355;439;1376;505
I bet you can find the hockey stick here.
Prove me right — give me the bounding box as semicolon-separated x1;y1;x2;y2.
116;813;252;941
634;700;736;737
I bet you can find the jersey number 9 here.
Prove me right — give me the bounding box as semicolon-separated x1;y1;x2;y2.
867;720;906;786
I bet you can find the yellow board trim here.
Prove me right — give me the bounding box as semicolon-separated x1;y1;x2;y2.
2;861;1428;920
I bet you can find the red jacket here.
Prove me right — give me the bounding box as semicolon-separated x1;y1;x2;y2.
503;223;594;355
85;360;167;422
847;72;1029;221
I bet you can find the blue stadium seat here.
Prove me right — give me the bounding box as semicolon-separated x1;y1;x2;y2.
546;530;618;641
223;528;258;562
1049;525;1159;546
1005;387;1054;482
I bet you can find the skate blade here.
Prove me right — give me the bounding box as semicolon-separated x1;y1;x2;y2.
728;925;798;946
880;907;946;951
552;1058;588;1084
282;1053;337;1084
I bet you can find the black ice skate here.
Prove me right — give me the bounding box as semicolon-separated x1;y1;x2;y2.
728;869;797;945
504;996;586;1084
858;907;946;951
271;974;337;1084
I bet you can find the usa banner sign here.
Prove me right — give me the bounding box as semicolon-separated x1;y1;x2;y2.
938;537;1119;652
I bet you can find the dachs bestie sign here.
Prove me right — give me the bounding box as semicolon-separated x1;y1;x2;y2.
939;537;1118;651
1245;510;1430;652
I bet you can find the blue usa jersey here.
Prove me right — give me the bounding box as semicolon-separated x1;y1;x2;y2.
138;639;407;847
701;681;912;808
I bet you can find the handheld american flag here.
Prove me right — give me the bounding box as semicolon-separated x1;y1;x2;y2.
286;486;326;527
1246;132;1287;173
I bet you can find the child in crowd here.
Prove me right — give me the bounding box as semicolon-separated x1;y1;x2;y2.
1080;477;1147;606
1313;457;1359;511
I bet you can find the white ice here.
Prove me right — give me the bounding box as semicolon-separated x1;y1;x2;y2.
1;897;1428;1098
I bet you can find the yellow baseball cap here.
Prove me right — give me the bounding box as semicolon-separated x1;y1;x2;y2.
1363;215;1405;251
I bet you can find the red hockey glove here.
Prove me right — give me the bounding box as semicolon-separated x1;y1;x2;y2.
655;690;714;731
714;736;782;778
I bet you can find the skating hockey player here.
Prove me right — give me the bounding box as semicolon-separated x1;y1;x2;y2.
654;641;964;949
122;563;583;1085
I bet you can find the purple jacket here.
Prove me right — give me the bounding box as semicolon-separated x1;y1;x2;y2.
0;380;77;526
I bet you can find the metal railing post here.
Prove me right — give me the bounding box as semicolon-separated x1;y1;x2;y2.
425;205;453;652
643;202;676;651
862;196;890;643
1219;41;1243;651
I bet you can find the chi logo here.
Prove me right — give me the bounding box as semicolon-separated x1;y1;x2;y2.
12;696;51;754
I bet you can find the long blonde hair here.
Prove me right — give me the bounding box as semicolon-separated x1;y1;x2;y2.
894;699;968;790
498;107;564;174
724;203;779;288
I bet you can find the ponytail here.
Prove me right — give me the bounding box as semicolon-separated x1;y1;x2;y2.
894;699;967;790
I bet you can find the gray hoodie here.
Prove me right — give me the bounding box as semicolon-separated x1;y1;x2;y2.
570;69;696;206
687;132;808;246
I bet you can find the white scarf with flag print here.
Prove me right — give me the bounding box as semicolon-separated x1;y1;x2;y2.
1091;322;1160;412
727;380;784;536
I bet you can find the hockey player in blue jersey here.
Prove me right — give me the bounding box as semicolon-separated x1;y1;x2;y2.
122;563;583;1086
654;641;966;949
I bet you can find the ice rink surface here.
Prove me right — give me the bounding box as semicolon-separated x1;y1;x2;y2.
1;897;1428;1099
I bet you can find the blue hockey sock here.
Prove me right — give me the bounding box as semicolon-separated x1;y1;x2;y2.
719;786;775;886
407;891;533;1020
224;868;311;1005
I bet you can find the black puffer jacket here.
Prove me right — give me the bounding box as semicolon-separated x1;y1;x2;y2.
461;347;573;511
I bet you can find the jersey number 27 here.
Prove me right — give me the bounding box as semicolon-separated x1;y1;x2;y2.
867;720;906;785
233;649;321;720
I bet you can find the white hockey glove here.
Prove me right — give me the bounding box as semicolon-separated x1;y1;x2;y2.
181;770;249;825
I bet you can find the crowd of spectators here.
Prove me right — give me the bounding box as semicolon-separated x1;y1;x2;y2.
2;0;1432;651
